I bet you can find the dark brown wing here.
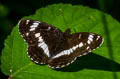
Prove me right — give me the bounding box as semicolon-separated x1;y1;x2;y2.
48;32;104;69
18;19;63;64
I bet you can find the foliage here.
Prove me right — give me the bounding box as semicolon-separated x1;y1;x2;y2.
1;4;120;79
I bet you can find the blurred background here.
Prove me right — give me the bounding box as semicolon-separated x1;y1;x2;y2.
0;0;120;78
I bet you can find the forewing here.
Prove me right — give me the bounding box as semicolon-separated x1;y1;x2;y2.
18;19;63;64
48;32;104;68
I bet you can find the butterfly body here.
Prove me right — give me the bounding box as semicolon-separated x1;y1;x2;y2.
18;19;104;69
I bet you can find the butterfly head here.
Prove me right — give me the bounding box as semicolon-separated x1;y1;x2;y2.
63;28;71;38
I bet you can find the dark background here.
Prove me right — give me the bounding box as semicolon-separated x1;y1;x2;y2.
0;0;120;78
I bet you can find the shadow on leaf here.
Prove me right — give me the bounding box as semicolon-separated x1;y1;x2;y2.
56;53;120;72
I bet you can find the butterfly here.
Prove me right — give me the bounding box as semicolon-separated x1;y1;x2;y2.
18;19;104;69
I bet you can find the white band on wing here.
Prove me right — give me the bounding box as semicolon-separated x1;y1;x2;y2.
52;42;84;59
34;33;50;57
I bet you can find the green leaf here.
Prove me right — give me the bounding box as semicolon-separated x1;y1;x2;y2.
1;4;120;79
0;4;9;17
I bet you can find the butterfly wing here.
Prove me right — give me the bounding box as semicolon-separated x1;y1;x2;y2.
18;20;63;64
48;32;104;68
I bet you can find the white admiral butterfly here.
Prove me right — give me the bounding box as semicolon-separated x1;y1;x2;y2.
18;19;104;69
